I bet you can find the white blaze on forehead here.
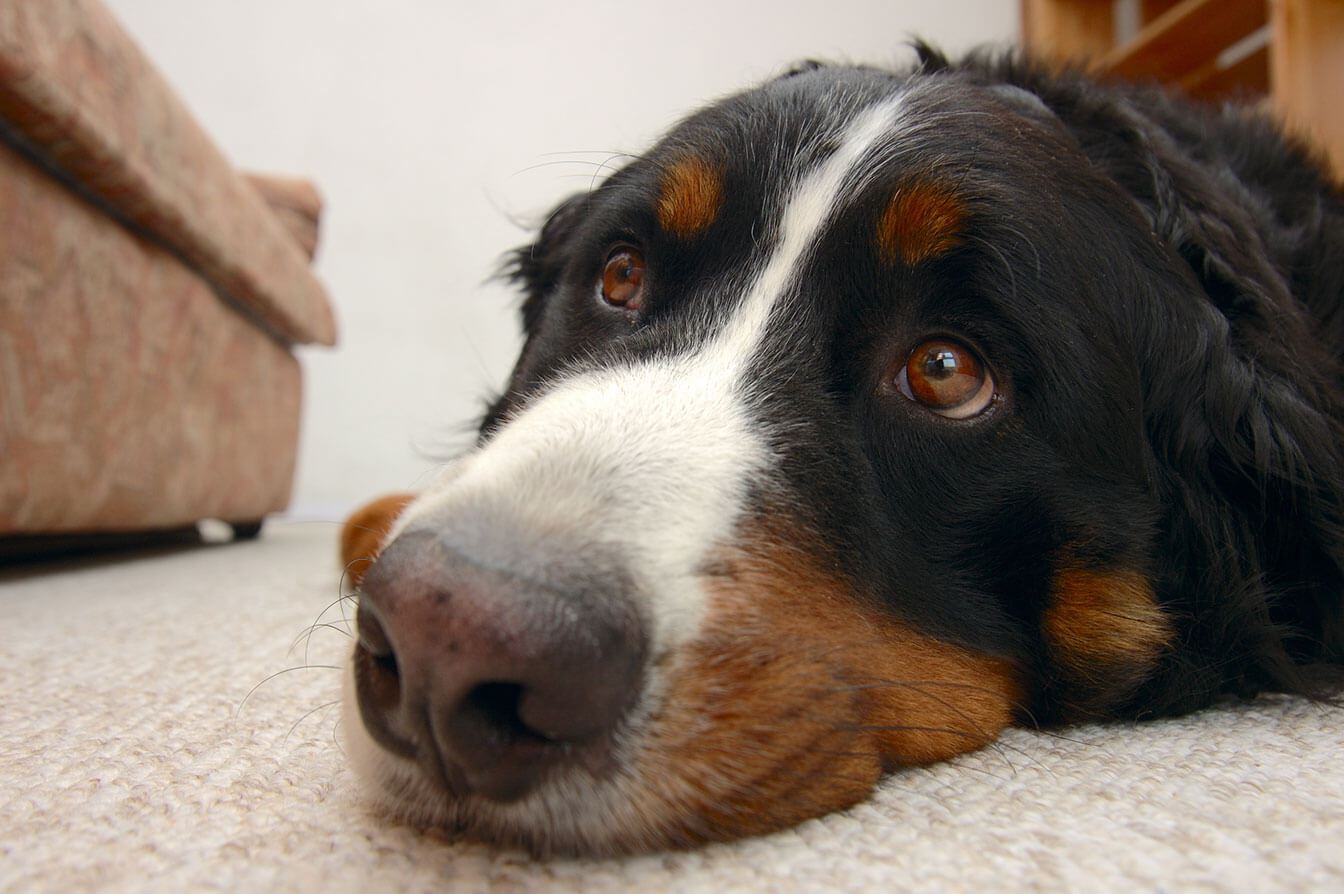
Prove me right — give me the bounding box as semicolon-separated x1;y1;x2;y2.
392;94;906;654
707;95;907;370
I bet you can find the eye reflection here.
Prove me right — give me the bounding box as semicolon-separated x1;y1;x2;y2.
897;339;996;419
600;246;647;311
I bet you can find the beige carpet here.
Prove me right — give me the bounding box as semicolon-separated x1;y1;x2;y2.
2;523;1341;892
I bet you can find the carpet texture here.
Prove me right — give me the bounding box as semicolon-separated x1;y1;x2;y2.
2;523;1340;892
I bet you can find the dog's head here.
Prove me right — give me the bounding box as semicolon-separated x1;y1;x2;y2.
342;53;1344;854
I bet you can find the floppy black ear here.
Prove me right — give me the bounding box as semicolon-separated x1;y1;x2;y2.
502;192;590;336
1014;72;1344;701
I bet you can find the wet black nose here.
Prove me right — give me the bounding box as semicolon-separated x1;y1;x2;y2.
353;530;646;801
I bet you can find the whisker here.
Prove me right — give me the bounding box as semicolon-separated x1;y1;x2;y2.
537;149;653;159
511;158;628;176
331;714;347;758
290;616;354;655
336;556;370;630
828;675;1099;754
284;699;342;746
842;676;1022;776
290;621;355;670
292;584;360;669
589;152;628;192
235;665;342;720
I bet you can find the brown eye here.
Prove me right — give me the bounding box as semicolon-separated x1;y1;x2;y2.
897;339;996;419
600;246;646;310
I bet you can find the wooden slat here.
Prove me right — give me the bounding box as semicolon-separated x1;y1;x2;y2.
1022;0;1116;62
1270;0;1344;177
1103;0;1267;82
1181;42;1270;102
1139;1;1183;24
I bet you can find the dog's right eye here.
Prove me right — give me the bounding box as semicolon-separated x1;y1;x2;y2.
599;246;647;311
893;338;998;420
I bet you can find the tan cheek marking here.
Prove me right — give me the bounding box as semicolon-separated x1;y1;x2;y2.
1043;566;1173;694
657;157;723;238
340;492;417;585
632;526;1019;846
876;181;966;265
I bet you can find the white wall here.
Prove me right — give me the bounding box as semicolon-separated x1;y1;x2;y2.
105;1;1019;520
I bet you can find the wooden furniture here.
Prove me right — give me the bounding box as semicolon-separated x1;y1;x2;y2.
0;0;337;549
1022;0;1344;175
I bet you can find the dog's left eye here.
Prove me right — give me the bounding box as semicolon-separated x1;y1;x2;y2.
599;246;647;311
895;338;997;419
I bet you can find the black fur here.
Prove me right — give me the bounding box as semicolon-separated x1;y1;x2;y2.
493;49;1344;725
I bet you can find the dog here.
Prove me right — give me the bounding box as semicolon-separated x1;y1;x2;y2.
337;46;1344;855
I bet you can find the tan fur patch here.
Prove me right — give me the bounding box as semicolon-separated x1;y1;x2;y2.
1043;566;1173;693
630;523;1019;846
876;181;966;265
339;492;417;585
657;157;723;238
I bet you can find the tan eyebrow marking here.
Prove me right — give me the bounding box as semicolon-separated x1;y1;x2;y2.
876;181;967;265
657;156;723;238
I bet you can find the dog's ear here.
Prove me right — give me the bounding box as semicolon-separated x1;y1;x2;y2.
1021;76;1344;698
1052;90;1343;499
502;192;589;336
999;72;1341;484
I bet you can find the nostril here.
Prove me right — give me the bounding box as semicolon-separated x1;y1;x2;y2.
355;605;401;708
356;602;392;656
351;530;647;802
448;681;561;801
372;650;398;677
462;682;552;746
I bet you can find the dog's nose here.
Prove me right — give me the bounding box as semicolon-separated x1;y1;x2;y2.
352;530;646;802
